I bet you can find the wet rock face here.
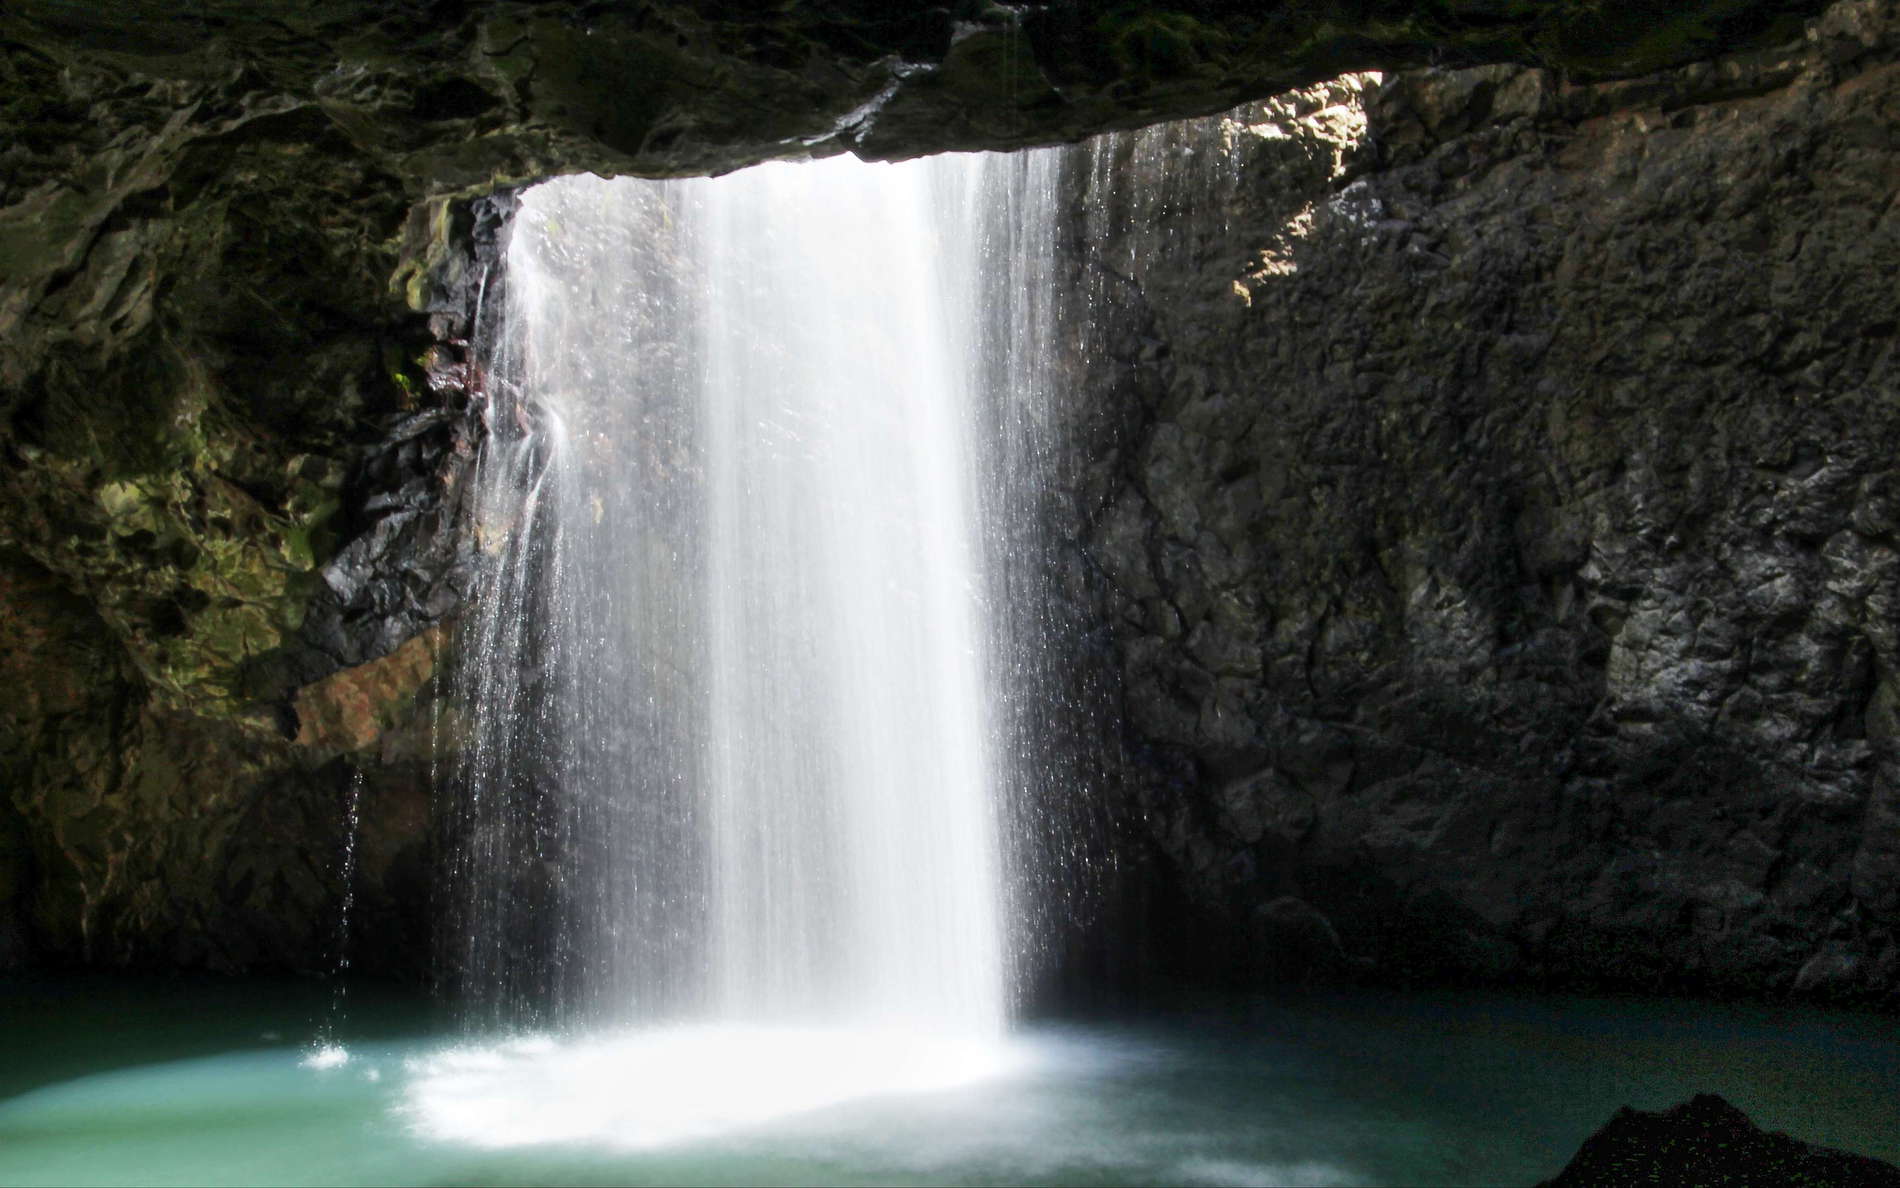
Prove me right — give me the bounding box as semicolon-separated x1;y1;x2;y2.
1079;2;1900;1001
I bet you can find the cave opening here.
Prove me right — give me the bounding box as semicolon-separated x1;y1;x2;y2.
3;2;1900;1180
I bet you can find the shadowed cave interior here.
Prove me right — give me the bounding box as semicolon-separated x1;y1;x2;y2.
1;0;1898;1183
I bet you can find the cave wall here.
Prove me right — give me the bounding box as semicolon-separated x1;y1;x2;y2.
0;0;1887;991
1076;0;1900;1002
0;21;496;970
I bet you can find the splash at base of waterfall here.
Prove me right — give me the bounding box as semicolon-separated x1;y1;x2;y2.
401;1025;1025;1150
301;1044;352;1071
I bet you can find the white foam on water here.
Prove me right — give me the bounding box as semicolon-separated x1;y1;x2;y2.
300;1044;350;1071
400;1025;1026;1151
1176;1157;1362;1187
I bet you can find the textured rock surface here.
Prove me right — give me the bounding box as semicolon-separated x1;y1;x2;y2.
0;0;1827;195
0;39;490;968
0;0;1883;980
1540;1093;1900;1185
1075;1;1900;1002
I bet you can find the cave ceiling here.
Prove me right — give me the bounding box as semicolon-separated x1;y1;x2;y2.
3;0;1830;192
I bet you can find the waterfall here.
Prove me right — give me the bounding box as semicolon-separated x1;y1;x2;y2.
444;150;1083;1040
414;88;1386;1151
697;160;1000;1029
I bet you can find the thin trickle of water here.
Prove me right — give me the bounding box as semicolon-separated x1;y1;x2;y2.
309;766;363;1067
1079;73;1381;297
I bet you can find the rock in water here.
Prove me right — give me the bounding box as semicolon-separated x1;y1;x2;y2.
1541;1094;1900;1186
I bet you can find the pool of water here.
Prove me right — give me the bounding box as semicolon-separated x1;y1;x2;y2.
1;975;1894;1186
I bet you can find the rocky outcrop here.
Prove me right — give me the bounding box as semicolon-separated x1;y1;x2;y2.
1541;1094;1900;1186
1076;1;1900;1002
0;133;483;970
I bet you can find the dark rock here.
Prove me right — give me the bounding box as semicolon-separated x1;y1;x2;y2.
1073;3;1900;1003
1541;1093;1900;1186
1247;895;1365;983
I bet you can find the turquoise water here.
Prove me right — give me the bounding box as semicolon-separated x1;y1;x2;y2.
1;976;1894;1186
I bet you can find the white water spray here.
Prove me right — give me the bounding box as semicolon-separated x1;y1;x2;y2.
421;128;1150;1145
440;146;1090;1047
307;767;363;1070
696;159;1002;1030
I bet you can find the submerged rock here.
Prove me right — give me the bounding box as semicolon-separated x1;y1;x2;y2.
1541;1094;1900;1186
